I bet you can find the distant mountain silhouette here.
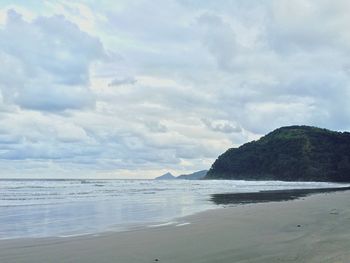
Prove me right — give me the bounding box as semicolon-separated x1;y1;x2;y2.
155;172;176;180
177;170;207;180
155;170;207;180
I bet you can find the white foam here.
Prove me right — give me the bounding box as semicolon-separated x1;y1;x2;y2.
175;222;191;227
58;232;92;238
148;221;177;228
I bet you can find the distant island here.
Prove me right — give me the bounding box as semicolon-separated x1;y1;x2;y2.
205;125;350;182
155;172;176;180
155;170;208;180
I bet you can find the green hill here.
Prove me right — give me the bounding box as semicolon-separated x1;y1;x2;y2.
205;126;350;182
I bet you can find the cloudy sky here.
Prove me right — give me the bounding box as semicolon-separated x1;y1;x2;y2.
0;0;350;178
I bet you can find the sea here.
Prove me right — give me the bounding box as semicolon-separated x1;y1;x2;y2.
0;179;346;240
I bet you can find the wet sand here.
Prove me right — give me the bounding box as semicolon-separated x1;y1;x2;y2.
1;189;350;263
211;185;350;205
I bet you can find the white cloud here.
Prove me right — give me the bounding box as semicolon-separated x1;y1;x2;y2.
1;1;350;178
0;9;104;111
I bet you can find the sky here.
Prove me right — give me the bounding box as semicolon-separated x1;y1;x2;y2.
0;0;350;179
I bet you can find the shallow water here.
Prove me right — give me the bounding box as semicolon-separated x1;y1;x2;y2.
0;179;346;239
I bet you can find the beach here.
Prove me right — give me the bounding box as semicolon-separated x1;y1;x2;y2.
1;190;350;263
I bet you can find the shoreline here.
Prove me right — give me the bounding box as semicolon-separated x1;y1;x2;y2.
1;190;350;262
1;185;350;240
1;185;350;241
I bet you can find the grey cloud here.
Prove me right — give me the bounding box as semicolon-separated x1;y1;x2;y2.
2;1;350;178
108;76;137;87
196;13;237;70
0;113;181;170
0;9;105;111
202;118;242;133
266;1;350;53
144;121;168;133
4;10;103;85
175;144;218;159
104;0;194;44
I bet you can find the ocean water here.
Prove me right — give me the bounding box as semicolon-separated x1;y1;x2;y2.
0;179;345;239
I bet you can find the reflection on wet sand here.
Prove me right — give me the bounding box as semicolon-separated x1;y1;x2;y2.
211;186;350;205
